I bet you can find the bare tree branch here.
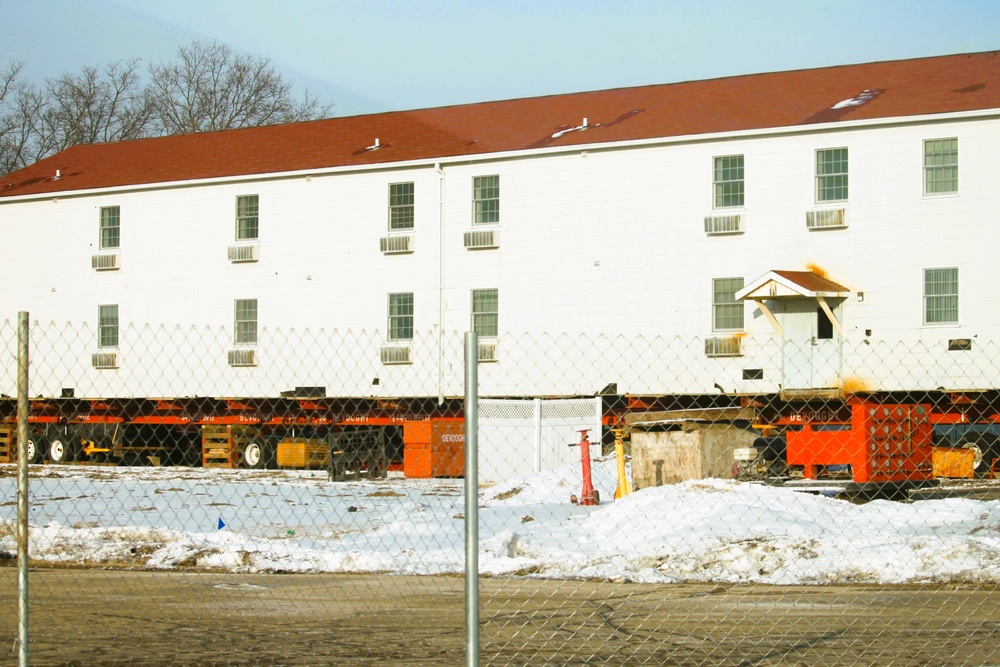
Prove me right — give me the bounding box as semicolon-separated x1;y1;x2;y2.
1;41;335;176
0;61;47;175
39;59;155;154
149;40;332;135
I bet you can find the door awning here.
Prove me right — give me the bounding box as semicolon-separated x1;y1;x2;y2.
735;270;851;301
735;270;852;338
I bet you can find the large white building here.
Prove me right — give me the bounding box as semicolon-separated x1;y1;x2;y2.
2;51;999;403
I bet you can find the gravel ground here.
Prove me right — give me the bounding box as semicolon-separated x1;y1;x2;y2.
1;568;998;666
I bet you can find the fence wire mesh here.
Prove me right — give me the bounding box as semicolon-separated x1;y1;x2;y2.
1;320;999;666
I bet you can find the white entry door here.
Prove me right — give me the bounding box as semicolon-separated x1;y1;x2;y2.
780;299;842;391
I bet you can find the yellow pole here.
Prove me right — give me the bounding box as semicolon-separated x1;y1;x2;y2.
613;428;633;499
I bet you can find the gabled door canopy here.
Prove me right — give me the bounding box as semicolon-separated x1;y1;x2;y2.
735;270;851;337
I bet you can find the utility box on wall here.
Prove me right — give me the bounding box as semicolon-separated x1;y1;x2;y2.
631;423;757;489
403;420;465;478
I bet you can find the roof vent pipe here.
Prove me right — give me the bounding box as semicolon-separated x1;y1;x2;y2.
53;169;61;181
550;118;593;140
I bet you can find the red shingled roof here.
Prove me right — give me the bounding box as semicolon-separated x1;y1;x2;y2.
3;51;999;198
771;271;851;295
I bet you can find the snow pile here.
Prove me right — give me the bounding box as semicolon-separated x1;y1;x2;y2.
1;461;999;584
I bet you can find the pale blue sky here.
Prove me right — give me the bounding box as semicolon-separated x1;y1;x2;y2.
4;0;999;117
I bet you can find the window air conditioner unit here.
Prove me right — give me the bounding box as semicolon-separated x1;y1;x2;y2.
463;229;499;249
380;235;413;254
91;253;121;271
477;342;498;363
806;209;847;230
91;352;119;369
704;214;744;235
228;244;260;262
705;337;742;358
228;349;257;367
380;346;412;365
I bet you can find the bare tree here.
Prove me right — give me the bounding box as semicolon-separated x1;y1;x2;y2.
0;61;39;175
0;61;20;115
1;59;155;176
2;82;48;174
149;40;332;134
38;59;155;155
1;41;335;176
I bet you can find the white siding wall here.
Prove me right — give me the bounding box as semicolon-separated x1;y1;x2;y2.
1;115;998;398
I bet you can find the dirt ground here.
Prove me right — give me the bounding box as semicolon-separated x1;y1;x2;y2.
0;568;998;666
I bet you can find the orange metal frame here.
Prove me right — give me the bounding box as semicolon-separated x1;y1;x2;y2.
786;401;934;483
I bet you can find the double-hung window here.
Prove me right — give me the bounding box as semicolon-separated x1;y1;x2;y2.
473;175;500;224
234;298;258;345
99;206;120;250
388;293;414;341
98;304;119;349
713;155;744;208
388;182;415;231
924;138;958;195
816;148;848;202
923;268;958;325
236;195;259;241
472;289;499;338
712;278;745;332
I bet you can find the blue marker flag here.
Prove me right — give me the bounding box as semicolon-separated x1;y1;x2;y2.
217;517;226;530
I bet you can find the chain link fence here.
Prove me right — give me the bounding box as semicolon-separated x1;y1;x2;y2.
1;319;999;665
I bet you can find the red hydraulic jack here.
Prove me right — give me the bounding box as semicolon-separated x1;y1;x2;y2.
569;429;600;506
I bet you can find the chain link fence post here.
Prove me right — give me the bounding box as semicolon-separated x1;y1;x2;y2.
16;312;29;667
464;330;479;667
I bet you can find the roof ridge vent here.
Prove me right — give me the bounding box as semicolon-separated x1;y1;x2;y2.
831;89;882;109
551;117;596;139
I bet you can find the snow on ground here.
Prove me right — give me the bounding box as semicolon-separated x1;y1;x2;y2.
1;459;999;584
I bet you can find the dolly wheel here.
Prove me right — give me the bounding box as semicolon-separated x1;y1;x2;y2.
49;437;75;463
243;439;273;469
26;438;47;464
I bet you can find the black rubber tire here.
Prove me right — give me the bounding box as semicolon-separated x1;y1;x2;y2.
957;432;1000;473
26;438;47;464
182;442;203;467
242;439;274;469
48;436;77;463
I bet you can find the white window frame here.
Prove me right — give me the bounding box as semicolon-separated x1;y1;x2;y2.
471;288;498;338
816;147;849;203
98;304;119;349
712;277;745;332
234;298;258;345
99;206;120;250
388;292;414;341
388;182;415;231
473;175;500;225
923;267;958;326
713;155;744;209
923;138;958;196
236;194;259;241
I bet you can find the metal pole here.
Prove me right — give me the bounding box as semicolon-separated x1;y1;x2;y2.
464;331;479;667
16;311;30;667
